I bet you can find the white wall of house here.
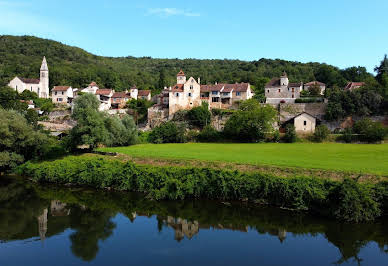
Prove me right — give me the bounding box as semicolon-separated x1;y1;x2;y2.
294;113;316;133
52;87;73;105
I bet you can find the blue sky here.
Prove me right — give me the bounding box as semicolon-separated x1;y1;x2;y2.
1;0;387;72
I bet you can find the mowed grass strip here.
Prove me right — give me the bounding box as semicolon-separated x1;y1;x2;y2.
99;143;388;175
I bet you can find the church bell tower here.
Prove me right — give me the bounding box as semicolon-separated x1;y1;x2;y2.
40;56;49;98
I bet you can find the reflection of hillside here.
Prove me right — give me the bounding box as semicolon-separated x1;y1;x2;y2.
1;176;388;264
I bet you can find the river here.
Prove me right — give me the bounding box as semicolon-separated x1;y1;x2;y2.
0;175;387;265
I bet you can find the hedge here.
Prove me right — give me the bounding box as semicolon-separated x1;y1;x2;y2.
17;156;388;222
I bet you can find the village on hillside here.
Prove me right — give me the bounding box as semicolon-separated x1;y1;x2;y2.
5;56;387;138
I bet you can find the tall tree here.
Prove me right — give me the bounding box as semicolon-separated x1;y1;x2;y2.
374;54;388;85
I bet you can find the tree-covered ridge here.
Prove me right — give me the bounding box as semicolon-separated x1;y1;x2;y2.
0;35;374;93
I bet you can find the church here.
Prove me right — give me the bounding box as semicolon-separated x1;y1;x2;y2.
8;56;49;98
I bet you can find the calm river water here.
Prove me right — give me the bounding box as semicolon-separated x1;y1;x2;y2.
0;176;388;266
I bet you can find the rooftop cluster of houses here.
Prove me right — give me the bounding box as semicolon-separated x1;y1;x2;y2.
7;57;151;111
150;70;254;120
7;57;368;134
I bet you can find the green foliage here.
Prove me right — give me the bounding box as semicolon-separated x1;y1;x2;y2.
186;102;211;128
0;109;52;172
325;84;384;120
224;100;277;142
353;118;387;143
284;124;297;143
197;125;221;142
126;99;153;124
19;156;388;222
0;86;28;111
313;125;330;142
104;115;137;147
24;109;39;128
68;94;138;149
34;98;55;114
331;179;381;222
295;97;324;103
374;54;388;85
307;84;321;96
148;121;186;143
0;35;374;91
341;127;354;143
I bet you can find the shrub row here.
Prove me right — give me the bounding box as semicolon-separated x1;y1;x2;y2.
18;156;388;222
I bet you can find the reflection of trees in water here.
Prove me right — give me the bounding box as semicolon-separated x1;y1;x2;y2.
68;208;116;261
1;176;388;264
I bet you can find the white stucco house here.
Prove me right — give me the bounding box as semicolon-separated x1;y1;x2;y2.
51;86;74;105
284;112;317;133
8;56;49;98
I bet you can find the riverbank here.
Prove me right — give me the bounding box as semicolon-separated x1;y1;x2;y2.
18;155;388;222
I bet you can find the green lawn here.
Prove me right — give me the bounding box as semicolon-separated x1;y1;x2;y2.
99;143;388;175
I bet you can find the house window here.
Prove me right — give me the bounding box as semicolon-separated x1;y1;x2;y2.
175;92;179;97
292;88;295;92
188;93;192;97
236;92;241;96
212;91;218;95
304;120;307;126
62;91;64;95
212;97;219;102
292;94;294;98
55;92;57;95
278;89;280;93
288;88;290;91
58;98;63;102
267;90;269;93
16;85;18;90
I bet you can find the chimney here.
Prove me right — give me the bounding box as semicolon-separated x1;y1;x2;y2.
198;77;200;84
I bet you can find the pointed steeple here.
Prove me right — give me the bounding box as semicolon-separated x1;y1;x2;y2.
40;56;48;71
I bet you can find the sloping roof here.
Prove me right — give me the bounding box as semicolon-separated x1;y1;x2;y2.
138;90;151;96
265;78;281;88
52;86;71;91
112;92;128;98
96;89;113;95
200;83;250;93
20;78;40;84
288;82;303;88
284;112;318;124
89;81;97;87
171;84;184;92
40;56;48;71
305;81;325;86
344;82;365;90
177;70;185;76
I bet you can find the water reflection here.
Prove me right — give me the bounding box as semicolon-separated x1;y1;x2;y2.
1;176;388;265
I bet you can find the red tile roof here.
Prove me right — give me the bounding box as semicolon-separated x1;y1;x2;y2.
20;78;40;84
305;81;325;86
52;86;71;91
288;82;303;88
112;92;128;98
177;70;185;76
200;83;250;93
96;89;113;95
265;78;281;88
138;90;151;96
344;82;365;90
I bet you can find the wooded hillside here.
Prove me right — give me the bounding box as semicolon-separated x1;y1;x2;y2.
0;35;374;93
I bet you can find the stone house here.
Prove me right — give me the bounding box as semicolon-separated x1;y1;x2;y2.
81;81;99;94
283;112;317;133
96;89;113;111
111;91;131;109
200;82;253;109
265;72;303;104
151;70;253;121
344;82;365;91
304;81;326;95
8;56;49;98
51;86;74;105
138;90;152;101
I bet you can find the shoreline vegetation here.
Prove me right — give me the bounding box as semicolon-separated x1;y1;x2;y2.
18;154;388;223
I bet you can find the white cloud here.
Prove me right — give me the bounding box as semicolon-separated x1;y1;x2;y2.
147;8;200;18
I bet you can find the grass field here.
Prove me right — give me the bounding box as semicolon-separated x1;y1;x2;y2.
98;143;388;176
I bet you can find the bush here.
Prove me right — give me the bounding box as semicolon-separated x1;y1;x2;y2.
313;125;330;142
137;131;151;144
341;127;354;143
272;130;281;143
284;124;297;143
197;125;221;142
19;156;388;222
148;121;186;143
353;118;387;143
186;102;211;128
223;100;277;142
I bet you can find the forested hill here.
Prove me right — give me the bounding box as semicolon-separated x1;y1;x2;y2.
0;35;374;92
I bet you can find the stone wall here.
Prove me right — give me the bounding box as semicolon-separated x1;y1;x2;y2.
279;102;327;122
148;106;169;128
211;114;232;131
